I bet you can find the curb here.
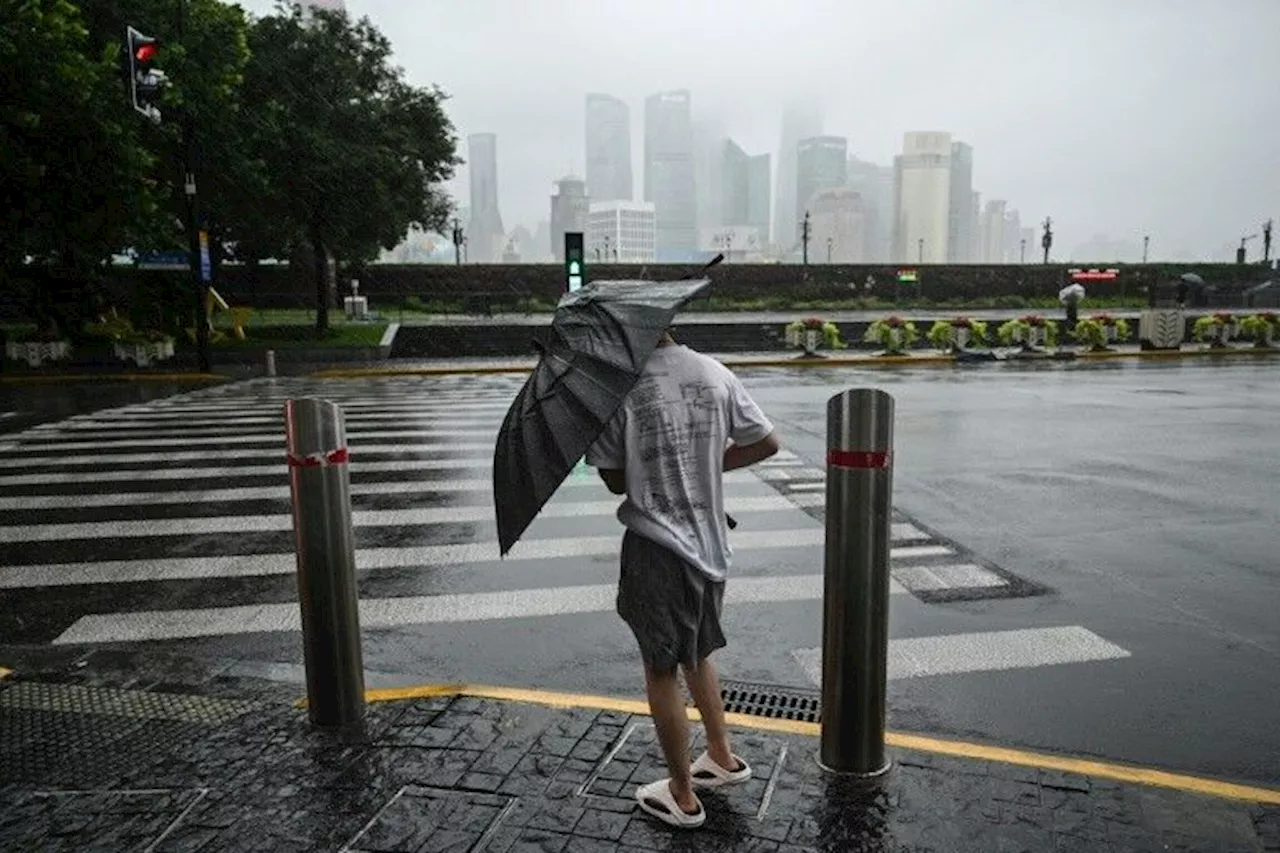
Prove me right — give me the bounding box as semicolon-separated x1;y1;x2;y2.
338;682;1280;806
309;345;1280;378
0;372;228;385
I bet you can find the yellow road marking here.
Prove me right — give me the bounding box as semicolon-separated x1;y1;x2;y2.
347;682;1280;805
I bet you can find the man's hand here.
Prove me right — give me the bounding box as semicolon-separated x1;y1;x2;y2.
724;431;780;471
599;468;626;495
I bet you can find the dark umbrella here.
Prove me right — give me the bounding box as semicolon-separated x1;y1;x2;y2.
492;261;720;557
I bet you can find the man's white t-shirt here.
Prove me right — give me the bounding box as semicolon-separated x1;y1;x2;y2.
585;344;774;581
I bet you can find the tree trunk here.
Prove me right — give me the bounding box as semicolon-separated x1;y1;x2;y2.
313;230;329;337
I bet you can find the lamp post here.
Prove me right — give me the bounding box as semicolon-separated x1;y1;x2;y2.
917;238;923;264
1020;239;1026;264
827;236;833;263
1143;235;1149;263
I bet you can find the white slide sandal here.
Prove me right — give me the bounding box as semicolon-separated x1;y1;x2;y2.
635;779;706;829
690;751;753;788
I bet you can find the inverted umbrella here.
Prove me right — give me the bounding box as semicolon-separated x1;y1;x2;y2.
492;269;716;556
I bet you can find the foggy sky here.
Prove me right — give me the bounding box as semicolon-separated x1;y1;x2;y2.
239;0;1280;261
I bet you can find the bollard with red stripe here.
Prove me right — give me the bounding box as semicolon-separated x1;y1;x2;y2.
284;397;366;727
818;387;894;778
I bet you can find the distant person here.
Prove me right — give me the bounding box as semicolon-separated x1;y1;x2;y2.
588;330;780;829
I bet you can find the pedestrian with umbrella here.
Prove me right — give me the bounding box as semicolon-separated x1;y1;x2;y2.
493;258;781;829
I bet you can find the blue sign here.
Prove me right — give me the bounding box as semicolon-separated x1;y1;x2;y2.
198;231;212;283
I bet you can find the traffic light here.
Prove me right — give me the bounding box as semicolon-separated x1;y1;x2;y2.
127;26;166;122
564;232;585;293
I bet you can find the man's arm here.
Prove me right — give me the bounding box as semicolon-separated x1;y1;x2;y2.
724;431;780;471
598;468;626;495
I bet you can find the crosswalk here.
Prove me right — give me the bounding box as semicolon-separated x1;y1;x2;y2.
0;375;1133;686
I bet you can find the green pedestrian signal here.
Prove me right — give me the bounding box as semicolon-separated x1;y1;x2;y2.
564;232;585;293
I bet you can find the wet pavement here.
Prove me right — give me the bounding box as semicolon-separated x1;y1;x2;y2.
1;662;1276;853
0;358;1277;808
0;377;227;434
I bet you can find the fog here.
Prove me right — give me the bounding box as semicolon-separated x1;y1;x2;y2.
239;0;1280;261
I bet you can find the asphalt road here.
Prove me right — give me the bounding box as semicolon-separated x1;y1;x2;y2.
0;359;1275;789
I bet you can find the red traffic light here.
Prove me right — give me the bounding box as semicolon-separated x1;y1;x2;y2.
135;43;157;63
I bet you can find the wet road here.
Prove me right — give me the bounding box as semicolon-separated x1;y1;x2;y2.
0;361;1276;789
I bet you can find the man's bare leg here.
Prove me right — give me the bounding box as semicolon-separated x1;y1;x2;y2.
642;663;700;813
683;657;737;770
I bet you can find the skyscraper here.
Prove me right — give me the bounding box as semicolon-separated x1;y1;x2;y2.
981;199;1008;262
644;90;697;260
809;188;866;263
796;136;848;233
948;142;975;262
466;133;505;263
550;176;590;261
774;105;823;248
746;153;771;243
585;94;632;203
694;120;727;234
847;156;895;262
721;142;771;244
893;131;952;263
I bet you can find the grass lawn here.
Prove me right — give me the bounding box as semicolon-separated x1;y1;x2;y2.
208;322;386;349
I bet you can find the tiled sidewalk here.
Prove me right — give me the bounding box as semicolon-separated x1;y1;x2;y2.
2;667;1277;853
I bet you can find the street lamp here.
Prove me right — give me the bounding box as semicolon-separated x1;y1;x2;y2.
1143;235;1149;263
917;238;924;264
827;236;833;263
1019;239;1026;264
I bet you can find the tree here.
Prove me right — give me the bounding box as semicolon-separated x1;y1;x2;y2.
0;0;159;334
243;3;458;334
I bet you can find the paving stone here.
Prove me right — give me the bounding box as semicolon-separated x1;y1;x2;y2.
507;827;570;853
563;837;621;853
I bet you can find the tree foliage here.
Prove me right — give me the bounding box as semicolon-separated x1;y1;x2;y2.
3;0;458;337
243;3;458;331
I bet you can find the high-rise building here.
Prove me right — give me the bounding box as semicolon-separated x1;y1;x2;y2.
981;199;1008;262
1020;226;1036;263
720;141;771;243
644;90;697;260
893;131;952;263
587;200;657;263
466;133;505;263
585;94;632;203
694;120;726;234
550;176;590;262
847;156;895;262
774;105;823;248
969;191;982;262
746;153;771;243
948;142;975;262
796;136;848;234
1005;208;1023;263
809;188;866;263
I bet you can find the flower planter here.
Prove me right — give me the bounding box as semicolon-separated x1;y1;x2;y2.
785;326;800;348
114;340;175;367
885;327;906;353
1014;327;1046;349
1104;325;1118;344
803;328;820;355
5;340;71;367
953;327;971;350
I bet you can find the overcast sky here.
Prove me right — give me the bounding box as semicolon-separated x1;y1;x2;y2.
240;0;1280;260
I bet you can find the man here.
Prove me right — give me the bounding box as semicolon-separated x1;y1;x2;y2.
587;330;780;829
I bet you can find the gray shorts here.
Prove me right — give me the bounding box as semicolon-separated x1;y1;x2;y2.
618;530;726;674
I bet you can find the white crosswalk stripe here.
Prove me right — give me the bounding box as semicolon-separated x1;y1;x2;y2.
0;376;1131;683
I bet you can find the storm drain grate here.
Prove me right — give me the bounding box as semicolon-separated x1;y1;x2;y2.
716;679;822;724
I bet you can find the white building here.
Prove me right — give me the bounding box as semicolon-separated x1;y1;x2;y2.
893;131;952;263
698;225;766;262
809;188;866;263
981;199;1008;262
587;200;656;263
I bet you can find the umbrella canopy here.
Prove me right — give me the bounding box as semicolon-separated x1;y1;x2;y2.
1058;283;1085;304
492;275;714;556
1179;273;1206;286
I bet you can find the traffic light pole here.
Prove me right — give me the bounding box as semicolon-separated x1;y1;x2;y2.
178;0;211;373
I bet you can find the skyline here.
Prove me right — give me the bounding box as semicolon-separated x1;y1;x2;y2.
237;0;1280;261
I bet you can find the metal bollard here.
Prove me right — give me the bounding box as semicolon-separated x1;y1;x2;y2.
265;349;277;377
819;388;894;776
284;398;366;726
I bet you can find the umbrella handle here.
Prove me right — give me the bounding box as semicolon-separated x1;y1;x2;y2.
677;253;724;280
